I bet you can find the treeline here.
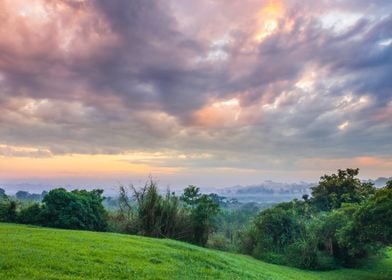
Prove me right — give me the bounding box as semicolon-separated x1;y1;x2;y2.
0;189;108;231
0;182;219;247
238;169;392;269
0;190;47;202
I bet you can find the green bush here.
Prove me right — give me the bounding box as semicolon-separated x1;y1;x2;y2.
40;188;108;231
0;199;17;222
286;240;318;269
18;203;43;225
238;170;391;270
207;234;231;251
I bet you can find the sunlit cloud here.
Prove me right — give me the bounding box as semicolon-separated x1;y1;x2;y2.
338;121;350;131
254;0;285;41
320;11;364;33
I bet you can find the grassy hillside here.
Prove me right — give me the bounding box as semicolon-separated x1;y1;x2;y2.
0;223;391;280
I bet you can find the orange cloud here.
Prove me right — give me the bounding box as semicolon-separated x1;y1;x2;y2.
356;156;388;167
297;156;392;178
254;0;285;41
191;94;268;129
192;98;243;128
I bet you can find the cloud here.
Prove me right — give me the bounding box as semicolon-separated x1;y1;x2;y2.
0;0;391;181
0;144;52;158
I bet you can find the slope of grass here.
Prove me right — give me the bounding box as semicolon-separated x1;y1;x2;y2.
0;223;391;280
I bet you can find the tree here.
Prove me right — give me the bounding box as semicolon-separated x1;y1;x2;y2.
181;186;220;246
15;191;30;201
253;207;302;254
18;203;43;225
313;205;357;266
118;185;133;220
131;180;163;237
342;181;392;254
238;170;390;270
160;190;178;237
40;188;108;231
0;199;17;222
310;168;375;211
14;191;42;201
116;181;194;241
0;188;6;200
107;185;136;234
181;185;200;208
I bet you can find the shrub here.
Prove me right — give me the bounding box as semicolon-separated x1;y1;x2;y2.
207;234;231;251
18;203;43;225
286;240;318;269
0;199;17;222
40;188;108;231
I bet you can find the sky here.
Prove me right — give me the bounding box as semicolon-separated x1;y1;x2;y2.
0;0;391;190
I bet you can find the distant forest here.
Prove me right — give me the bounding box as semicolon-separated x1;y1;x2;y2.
1;168;391;270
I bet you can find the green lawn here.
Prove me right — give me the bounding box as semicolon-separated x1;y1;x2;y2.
0;223;391;279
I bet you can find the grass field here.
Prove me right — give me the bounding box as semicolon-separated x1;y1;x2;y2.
0;223;391;279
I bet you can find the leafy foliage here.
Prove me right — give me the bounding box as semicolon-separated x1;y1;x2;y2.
2;188;108;231
181;185;220;246
209;202;261;251
109;182;220;246
0;199;17;223
0;188;6;200
337;181;392;262
18;203;43;225
310;168;375;211
353;181;392;245
40;188;108;231
240;169;390;270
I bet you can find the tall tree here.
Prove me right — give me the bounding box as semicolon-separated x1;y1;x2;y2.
311;168;375;211
181;186;220;246
0;188;6;200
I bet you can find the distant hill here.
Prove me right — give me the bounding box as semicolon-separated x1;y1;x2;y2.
367;177;392;187
0;223;391;280
217;177;392;203
218;181;314;203
0;182;53;195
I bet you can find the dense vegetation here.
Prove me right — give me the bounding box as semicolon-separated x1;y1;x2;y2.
108;183;219;246
239;169;392;269
1;168;391;272
1;188;108;231
0;182;219;247
1;223;391;280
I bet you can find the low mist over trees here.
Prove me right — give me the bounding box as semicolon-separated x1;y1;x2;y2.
15;191;47;202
